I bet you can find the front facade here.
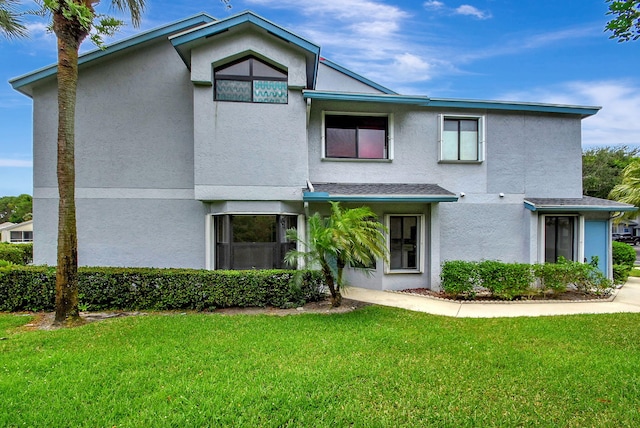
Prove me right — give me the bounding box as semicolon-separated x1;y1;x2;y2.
11;12;635;290
0;221;33;243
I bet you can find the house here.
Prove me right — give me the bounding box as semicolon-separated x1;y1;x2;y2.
0;220;33;243
10;11;636;290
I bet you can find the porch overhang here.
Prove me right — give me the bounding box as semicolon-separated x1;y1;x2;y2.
524;196;637;213
303;183;458;203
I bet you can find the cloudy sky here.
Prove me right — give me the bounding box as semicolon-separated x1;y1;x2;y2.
1;0;639;195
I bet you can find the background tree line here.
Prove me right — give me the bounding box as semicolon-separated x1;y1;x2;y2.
0;194;32;223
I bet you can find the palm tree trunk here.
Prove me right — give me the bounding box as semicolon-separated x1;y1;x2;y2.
52;12;87;324
320;258;342;307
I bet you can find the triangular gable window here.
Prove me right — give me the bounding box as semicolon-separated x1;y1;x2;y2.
214;56;288;104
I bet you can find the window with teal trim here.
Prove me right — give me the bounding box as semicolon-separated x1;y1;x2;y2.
214;56;288;104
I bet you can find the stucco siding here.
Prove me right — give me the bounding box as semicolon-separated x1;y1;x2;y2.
33;197;206;268
315;62;387;93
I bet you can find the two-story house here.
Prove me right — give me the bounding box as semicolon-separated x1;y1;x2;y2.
10;11;635;290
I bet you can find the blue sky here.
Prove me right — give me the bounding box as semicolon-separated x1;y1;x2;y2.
1;0;639;196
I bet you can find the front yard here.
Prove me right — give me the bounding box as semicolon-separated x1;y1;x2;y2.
1;307;639;426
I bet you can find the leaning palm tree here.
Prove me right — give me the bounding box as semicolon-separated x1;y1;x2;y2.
0;0;27;38
609;158;640;219
33;0;145;324
286;202;388;307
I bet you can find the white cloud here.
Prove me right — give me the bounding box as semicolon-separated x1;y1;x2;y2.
0;159;32;167
455;5;492;20
424;1;445;9
500;80;640;147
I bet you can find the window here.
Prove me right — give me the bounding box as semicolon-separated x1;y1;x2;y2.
544;216;576;263
214;56;288;104
324;114;390;159
215;215;296;269
387;215;422;272
10;231;32;243
440;115;484;162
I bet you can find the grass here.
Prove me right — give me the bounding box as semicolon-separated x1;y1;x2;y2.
1;308;639;427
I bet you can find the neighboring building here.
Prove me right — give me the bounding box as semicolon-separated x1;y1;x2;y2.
10;11;636;290
0;220;33;243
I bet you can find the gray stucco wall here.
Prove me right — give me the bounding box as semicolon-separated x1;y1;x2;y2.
190;30;309;201
315;62;386;94
30;38;202;266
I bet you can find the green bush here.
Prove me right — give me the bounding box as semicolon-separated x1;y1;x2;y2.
612;241;635;285
534;263;570;295
0;266;325;312
440;260;478;298
0;243;32;265
478;260;534;300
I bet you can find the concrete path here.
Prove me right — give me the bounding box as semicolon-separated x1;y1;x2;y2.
343;277;640;318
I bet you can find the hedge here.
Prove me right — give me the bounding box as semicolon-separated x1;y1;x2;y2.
0;243;33;265
612;241;636;284
441;259;613;300
0;266;326;312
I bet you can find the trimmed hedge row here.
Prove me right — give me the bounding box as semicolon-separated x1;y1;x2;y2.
612;241;636;284
0;243;33;265
441;259;613;300
0;266;326;312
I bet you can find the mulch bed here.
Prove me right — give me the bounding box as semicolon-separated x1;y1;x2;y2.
398;288;613;302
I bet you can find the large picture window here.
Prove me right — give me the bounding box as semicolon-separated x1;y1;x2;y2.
215;215;296;270
387;215;422;272
324;114;389;159
440;115;483;162
10;231;32;243
214;56;288;104
544;216;576;263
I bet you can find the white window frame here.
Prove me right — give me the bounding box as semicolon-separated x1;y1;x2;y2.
438;114;485;163
384;214;425;274
538;214;584;264
321;111;394;161
9;231;32;243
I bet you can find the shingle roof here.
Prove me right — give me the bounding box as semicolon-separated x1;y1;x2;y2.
304;182;458;202
524;196;637;212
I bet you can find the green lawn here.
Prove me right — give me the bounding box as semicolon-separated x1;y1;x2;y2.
1;308;639;427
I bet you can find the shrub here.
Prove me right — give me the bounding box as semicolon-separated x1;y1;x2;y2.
440;260;478;298
478;260;534;300
534;263;570;295
0;243;32;265
612;241;635;285
0;266;325;312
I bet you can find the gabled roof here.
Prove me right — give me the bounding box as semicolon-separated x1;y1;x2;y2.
0;220;33;231
524;196;637;212
319;57;397;95
170;10;320;89
303;90;601;118
304;182;458;203
9;13;216;97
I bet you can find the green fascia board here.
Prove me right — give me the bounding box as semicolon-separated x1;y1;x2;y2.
524;202;638;212
10;13;215;96
428;98;601;117
303;91;600;117
303;192;458;203
319;58;397;95
170;11;320;88
303;90;431;105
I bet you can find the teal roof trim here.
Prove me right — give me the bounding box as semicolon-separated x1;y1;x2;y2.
524;202;637;212
319;58;397;95
303;91;600;117
428;98;601;117
303;192;458;203
10;13;215;96
170;11;320;88
303;90;431;105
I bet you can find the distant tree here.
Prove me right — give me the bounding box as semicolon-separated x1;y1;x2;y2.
0;194;32;223
583;146;639;199
605;0;640;42
0;0;27;38
285;202;388;307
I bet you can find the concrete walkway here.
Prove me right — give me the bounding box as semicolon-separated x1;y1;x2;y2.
343;277;640;318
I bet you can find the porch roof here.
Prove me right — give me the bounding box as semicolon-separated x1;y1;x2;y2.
524;196;637;212
303;182;458;203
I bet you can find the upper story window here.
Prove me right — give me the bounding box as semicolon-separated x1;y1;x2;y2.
214;56;288;104
323;113;392;160
439;115;484;162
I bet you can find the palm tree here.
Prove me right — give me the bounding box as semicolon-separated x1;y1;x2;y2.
0;0;27;38
609;158;640;219
41;0;145;324
286;202;388;307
